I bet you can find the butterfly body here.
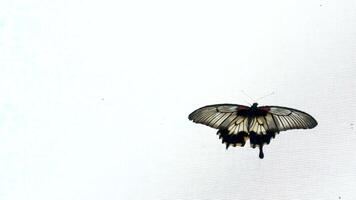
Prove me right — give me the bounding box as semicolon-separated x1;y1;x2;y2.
188;103;317;159
236;103;268;119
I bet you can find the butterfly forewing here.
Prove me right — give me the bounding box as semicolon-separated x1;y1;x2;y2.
188;104;247;130
261;106;318;131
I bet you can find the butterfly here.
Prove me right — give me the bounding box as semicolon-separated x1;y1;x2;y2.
188;103;317;159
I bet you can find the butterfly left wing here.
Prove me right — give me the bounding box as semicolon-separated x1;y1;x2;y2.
189;104;250;148
188;104;249;129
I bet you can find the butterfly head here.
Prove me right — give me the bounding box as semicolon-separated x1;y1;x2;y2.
251;103;258;108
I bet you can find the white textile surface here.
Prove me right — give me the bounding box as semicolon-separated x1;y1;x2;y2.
0;0;355;199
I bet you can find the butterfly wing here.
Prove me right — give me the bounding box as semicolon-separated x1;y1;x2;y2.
188;104;250;147
248;106;317;158
188;104;249;129
259;106;318;132
247;116;278;154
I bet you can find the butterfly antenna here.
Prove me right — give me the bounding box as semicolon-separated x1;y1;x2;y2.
243;99;252;106
241;90;255;104
255;92;275;102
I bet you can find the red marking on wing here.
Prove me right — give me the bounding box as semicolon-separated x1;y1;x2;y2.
237;105;249;111
258;106;271;112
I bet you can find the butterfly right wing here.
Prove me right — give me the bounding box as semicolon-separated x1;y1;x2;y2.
259;106;318;132
248;115;278;149
247;106;317;157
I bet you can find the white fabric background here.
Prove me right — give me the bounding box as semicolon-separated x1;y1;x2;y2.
0;0;355;199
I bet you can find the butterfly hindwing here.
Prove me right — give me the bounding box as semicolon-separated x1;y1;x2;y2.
189;104;250;147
